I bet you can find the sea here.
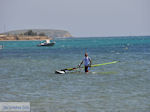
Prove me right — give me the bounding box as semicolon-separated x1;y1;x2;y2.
0;36;150;112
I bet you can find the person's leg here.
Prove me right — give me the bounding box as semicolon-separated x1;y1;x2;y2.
85;66;89;73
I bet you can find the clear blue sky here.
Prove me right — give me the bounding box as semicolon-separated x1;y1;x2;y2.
0;0;150;37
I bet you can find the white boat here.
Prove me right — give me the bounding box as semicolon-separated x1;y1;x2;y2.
37;39;56;46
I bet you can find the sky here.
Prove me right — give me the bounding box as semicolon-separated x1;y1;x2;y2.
0;0;150;37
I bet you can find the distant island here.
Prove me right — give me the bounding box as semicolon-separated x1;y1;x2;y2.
0;29;72;41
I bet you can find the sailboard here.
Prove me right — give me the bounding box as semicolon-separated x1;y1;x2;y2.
55;61;119;74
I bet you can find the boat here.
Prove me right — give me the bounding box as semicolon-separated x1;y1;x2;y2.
37;39;56;47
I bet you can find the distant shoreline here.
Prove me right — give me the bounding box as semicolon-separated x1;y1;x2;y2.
0;35;52;41
0;35;149;41
0;39;50;41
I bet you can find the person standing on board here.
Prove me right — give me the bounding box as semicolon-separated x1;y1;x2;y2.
78;53;92;73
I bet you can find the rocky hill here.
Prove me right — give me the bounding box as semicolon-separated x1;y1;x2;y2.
1;29;72;38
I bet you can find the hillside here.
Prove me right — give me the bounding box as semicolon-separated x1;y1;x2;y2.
1;29;72;38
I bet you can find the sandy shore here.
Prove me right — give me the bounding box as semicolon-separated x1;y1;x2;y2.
0;35;52;41
0;39;49;41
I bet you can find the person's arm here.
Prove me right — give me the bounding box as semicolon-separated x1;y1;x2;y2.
78;60;83;67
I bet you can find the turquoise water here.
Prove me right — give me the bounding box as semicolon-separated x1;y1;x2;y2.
0;36;150;112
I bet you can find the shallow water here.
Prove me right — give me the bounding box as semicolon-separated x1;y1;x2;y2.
0;37;150;112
